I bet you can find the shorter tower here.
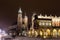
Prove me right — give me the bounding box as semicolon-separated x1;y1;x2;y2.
23;13;28;30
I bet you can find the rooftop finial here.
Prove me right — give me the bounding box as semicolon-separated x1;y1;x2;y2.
24;12;27;18
55;15;57;18
18;8;22;13
40;14;42;16
45;14;47;17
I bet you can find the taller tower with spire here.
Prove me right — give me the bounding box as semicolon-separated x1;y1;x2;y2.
17;8;22;29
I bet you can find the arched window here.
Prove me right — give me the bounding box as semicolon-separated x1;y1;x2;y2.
52;29;57;37
58;29;60;36
40;31;43;36
46;29;50;36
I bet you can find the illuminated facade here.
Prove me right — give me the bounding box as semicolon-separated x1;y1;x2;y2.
9;8;60;38
28;14;60;38
38;14;60;27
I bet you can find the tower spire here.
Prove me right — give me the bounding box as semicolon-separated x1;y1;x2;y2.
18;8;22;14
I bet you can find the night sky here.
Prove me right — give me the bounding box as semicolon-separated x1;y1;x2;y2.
0;0;59;31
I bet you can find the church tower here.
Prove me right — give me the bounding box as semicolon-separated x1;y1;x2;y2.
23;13;28;30
17;8;22;29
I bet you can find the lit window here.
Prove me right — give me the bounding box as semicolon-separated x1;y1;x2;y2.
58;29;60;36
46;22;48;26
52;29;57;37
35;31;38;37
46;29;50;36
39;22;41;25
42;22;45;25
49;23;51;26
40;31;43;36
